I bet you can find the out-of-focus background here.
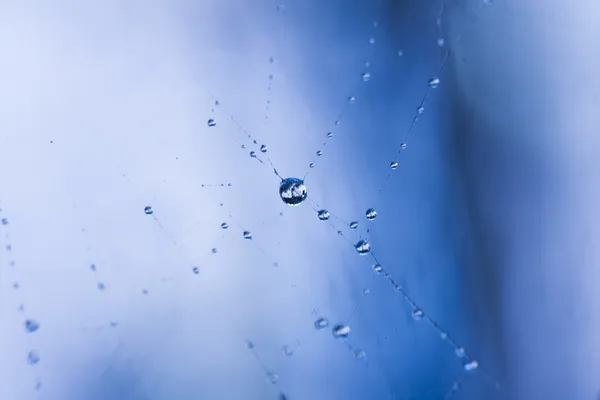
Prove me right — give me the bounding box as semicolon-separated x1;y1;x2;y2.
1;1;598;399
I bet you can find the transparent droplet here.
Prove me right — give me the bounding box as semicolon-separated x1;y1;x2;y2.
417;106;425;114
192;266;199;274
27;350;40;365
397;50;404;56
314;317;329;330
221;222;228;229
364;61;370;68
354;349;366;359
361;72;371;82
437;38;445;47
267;372;280;384
348;96;356;104
1;218;8;225
243;231;252;240
455;347;466;358
412;308;424;320
144;206;153;215
246;340;255;349
90;264;97;272
207;118;216;127
211;248;218;254
268;74;274;80
365;208;377;220
355;240;370;255
279;178;307;206
250;151;257;158
390;161;398;170
97;282;106;291
440;332;448;340
327;132;333;138
260;144;268;153
401;143;407;149
428;77;440;88
335;120;340;125
317;210;330;221
316;150;323;156
464;359;479;372
332;324;351;339
349;221;358;229
269;56;275;64
373;264;383;273
24;319;40;333
309;163;315;168
373;20;379;27
282;345;294;357
362;288;370;295
276;4;286;12
369;37;375;44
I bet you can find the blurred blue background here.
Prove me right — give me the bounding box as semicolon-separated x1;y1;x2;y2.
1;0;599;399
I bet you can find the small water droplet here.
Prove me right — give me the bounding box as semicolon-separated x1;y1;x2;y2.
349;221;358;229
417;106;425;114
193;266;199;274
362;288;370;295
243;231;252;240
373;20;379;27
267;372;279;384
282;345;294;357
90;264;96;272
309;163;315;168
464;359;479;372
269;56;275;63
440;332;448;340
317;210;330;221
314;317;329;330
365;208;377;220
332;324;351;339
276;4;286;12
390;161;398;170
1;218;8;225
327;132;333;138
397;50;403;56
455;347;466;358
348;96;356;104
355;240;370;255
373;264;383;273
207;118;216;127
401;143;407;149
437;38;445;47
142;289;149;295
279;178;308;206
24;319;40;333
316;150;323;156
412;309;424;320
369;37;375;44
361;72;371;82
354;349;366;359
246;340;255;349
211;248;218;254
335;120;340;125
428;77;440;88
27;350;40;365
250;151;257;158
144;206;153;215
97;282;106;291
221;222;228;229
260;144;268;153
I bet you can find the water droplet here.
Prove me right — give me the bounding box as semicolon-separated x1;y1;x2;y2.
260;144;268;153
1;218;8;225
369;37;375;44
332;324;351;339
246;340;255;349
355;240;370;255
335;120;340;125
314;317;329;330
221;222;228;229
279;393;288;400
317;210;330;221
24;319;40;333
327;132;333;138
365;208;377;220
279;178;307;206
364;61;370;68
27;350;40;365
207;118;216;127
282;345;294;357
390;161;398;170
361;72;371;82
354;349;366;359
269;74;274;80
142;289;149;295
192;266;199;274
250;151;257;158
417;106;425;114
412;309;424;320
97;282;106;291
349;221;358;229
276;4;286;12
144;206;153;215
428;77;440;88
309;163;315;168
269;56;275;64
316;150;323;156
455;347;466;358
348;96;356;104
437;38;445;47
267;372;280;384
362;288;370;295
440;332;448;340
90;264;97;272
464;359;479;372
373;264;383;273
373;20;379;27
243;231;252;240
211;248;218;254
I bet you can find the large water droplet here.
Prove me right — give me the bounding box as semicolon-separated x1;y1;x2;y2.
24;319;40;333
207;118;216;127
27;350;40;365
332;324;351;339
428;77;440;88
279;178;307;206
355;240;371;255
349;221;358;229
314;317;329;330
365;208;377;220
361;72;371;82
317;210;330;221
260;144;268;153
243;231;252;240
144;206;153;215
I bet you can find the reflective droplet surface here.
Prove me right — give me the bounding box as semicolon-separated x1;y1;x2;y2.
332;324;351;339
455;347;466;358
390;161;398;170
260;144;268;153
27;350;40;365
349;221;358;229
417;106;425;114
309;163;315;168
221;222;228;229
317;210;330;221
282;345;294;357
354;349;366;359
365;208;377;220
428;77;440;88
412;309;424;320
144;206;153;215
373;264;383;273
355;240;371;254
24;319;40;333
243;231;252;240
362;288;370;295
361;72;371;82
327;132;333;138
193;266;199;274
314;317;329;330
279;178;308;206
401;143;407;149
348;96;356;104
464;359;479;372
97;282;106;291
250;151;257;158
316;150;323;156
1;218;8;225
207;118;216;127
437;38;445;47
